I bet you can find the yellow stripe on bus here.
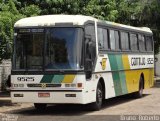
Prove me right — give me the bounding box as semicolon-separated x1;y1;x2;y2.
121;54;154;93
122;55;130;70
62;75;75;83
122;55;138;93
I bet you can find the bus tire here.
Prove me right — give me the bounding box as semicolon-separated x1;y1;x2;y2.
89;82;103;111
134;76;144;98
34;103;47;110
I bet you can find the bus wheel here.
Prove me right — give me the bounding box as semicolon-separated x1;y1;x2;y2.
134;77;144;98
89;82;103;111
34;103;47;110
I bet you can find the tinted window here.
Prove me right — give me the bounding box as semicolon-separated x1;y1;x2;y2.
146;36;153;51
85;25;95;38
130;33;138;51
138;34;145;51
97;27;109;50
15;29;44;69
85;24;96;67
109;30;116;50
115;31;120;50
98;28;104;49
121;32;129;50
103;29;109;50
45;28;82;70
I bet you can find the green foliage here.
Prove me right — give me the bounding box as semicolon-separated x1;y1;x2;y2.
82;0;118;21
0;0;24;62
0;0;160;62
115;0;144;25
20;5;41;17
115;0;160;54
141;0;160;54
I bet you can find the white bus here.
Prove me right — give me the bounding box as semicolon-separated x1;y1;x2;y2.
11;15;154;110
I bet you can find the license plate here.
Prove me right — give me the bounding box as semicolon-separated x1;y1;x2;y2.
38;93;50;97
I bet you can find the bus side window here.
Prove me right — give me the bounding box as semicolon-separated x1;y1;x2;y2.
103;29;109;50
109;30;120;51
121;32;129;50
85;25;95;38
109;30;116;50
138;34;146;52
97;27;109;50
97;28;104;50
130;33;138;51
146;36;153;51
115;31;120;50
85;24;96;65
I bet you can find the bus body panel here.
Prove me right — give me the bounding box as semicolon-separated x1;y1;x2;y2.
94;53;154;98
11;74;97;104
11;53;154;103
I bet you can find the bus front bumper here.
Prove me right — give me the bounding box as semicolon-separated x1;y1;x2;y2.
10;90;89;104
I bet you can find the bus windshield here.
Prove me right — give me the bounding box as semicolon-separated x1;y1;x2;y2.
14;28;83;71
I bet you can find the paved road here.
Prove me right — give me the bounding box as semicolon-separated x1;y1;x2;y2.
0;83;160;121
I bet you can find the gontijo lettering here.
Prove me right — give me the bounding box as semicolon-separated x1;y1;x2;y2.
131;57;145;66
131;57;154;66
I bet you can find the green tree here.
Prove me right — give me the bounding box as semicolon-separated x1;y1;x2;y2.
115;0;144;25
1;0;160;62
140;0;160;54
14;0;118;21
82;0;118;21
0;0;24;62
20;5;41;17
115;0;160;54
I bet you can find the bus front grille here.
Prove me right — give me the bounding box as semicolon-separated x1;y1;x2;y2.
27;84;61;87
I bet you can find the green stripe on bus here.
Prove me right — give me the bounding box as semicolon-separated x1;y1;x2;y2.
51;75;65;83
119;71;128;94
116;55;128;94
116;55;123;70
40;75;54;83
108;54;122;96
112;72;123;96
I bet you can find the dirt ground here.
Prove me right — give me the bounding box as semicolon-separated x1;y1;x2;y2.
0;83;160;121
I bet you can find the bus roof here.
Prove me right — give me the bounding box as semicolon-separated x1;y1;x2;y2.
14;15;97;27
14;15;152;33
101;20;152;33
